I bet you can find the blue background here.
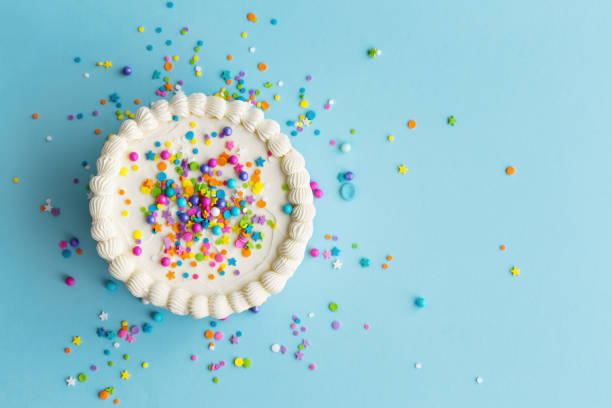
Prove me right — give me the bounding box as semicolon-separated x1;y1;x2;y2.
2;0;611;406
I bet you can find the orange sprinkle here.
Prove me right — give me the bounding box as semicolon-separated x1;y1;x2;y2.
164;82;174;91
261;101;270;110
171;262;177;268
157;162;167;171
32;113;39;119
254;169;261;175
382;263;389;269
40;205;45;211
386;255;393;261
247;12;257;22
257;62;267;71
134;99;141;105
64;347;71;354
95;128;101;135
325;234;331;240
251;174;261;183
226;79;232;85
125;199;131;205
407;120;416;129
242;248;252;257
218;157;227;166
204;330;214;339
164;62;173;71
506;166;515;175
208;274;215;280
76;248;83;255
500;244;507;251
221;249;227;255
113;399;119;404
98;390;109;400
118;189;125;195
227;54;233;61
100;99;107;105
191;261;197;267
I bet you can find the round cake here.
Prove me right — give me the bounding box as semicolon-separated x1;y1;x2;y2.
89;92;315;319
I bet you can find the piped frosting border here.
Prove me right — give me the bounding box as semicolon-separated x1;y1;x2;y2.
89;91;315;319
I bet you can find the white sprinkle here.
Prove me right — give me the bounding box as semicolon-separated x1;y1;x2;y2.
249;47;256;53
277;81;284;87
84;165;91;171
195;66;202;72
476;377;483;384
271;344;281;353
83;72;90;78
415;362;422;369
328;99;335;105
45;135;52;142
208;343;215;351
113;342;120;348
376;50;382;55
308;312;315;318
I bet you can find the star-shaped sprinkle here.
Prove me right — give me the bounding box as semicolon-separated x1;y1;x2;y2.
330;247;341;256
152;70;161;79
230;335;239;344
66;376;76;386
102;60;112;69
126;334;135;343
245;195;255;204
447;115;456;126
332;259;343;270
119;167;129;176
323;250;332;259
510;266;520;276
225;141;235;151
295;351;304;360
42;198;53;212
228;258;237;266
398;165;408;174
255;156;265;167
98;311;108;321
72;336;82;346
121;370;130;380
145;150;155;160
252;231;262;241
360;258;370;267
166;271;175;280
302;339;310;347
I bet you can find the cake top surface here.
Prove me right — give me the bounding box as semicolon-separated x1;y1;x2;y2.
90;92;315;319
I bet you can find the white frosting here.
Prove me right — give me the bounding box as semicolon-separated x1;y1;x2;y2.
90;92;314;319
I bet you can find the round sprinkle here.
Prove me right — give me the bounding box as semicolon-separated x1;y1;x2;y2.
122;66;133;76
77;373;87;382
476;377;484;384
191;355;197;361
271;344;281;353
415;297;426;308
213;377;219;383
99;390;109;400
234;357;244;367
142;362;148;368
247;12;257;22
415;362;422;369
32;113;39;119
500;244;507;251
308;363;316;370
258;63;267;71
308;312;315;318
331;320;341;330
506;166;515;175
106;281;118;291
339;183;356;201
364;323;370;330
152;311;163;322
243;358;252;368
65;276;75;286
12;177;19;183
137;26;144;32
328;302;338;311
340;142;351;153
407;120;416;129
64;347;71;354
309;248;320;258
270;18;278;25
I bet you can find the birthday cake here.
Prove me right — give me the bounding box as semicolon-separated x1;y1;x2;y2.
89;92;315;319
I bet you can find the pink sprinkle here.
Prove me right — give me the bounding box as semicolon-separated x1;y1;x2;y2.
331;320;341;330
324;104;331;110
220;360;226;367
309;248;320;258
59;241;68;249
306;75;312;81
73;178;79;184
309;363;317;370
193;274;199;279
129;152;139;161
91;365;98;371
191;355;198;361
165;56;171;62
290;323;297;329
300;326;307;332
161;257;171;267
280;345;287;354
132;246;142;256
118;329;127;338
214;331;223;341
309;181;319;190
313;189;323;199
364;323;370;330
330;140;336;146
65;276;75;286
292;330;298;336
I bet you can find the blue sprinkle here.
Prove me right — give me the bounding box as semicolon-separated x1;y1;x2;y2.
62;249;72;258
172;115;179;121
299;87;306;93
104;349;111;355
197;40;204;46
415;297;426;308
105;280;118;291
183;272;189;278
155;141;161;147
166;40;172;46
142;323;153;333
291;130;298;136
76;113;84;120
314;129;320;135
166;1;174;8
339;182;356;201
305;110;316;120
155;27;162;33
146;44;154;51
74;57;81;63
236;331;242;337
210;321;217;327
270;18;278;25
152;311;163;322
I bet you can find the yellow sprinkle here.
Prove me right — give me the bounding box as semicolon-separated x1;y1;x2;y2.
274;94;280;100
119;167;128;176
173;55;179;61
133;230;143;239
121;210;128;216
256;102;261;107
388;135;395;141
196;71;202;77
141;362;148;368
137;26;144;32
299;100;309;108
205;140;212;146
189;122;196;128
299;114;305;120
193;55;199;61
234;358;244;367
140;186;151;194
190;139;197;145
12;177;19;183
252;182;264;194
131;165;139;171
241;32;247;38
165;141;172;147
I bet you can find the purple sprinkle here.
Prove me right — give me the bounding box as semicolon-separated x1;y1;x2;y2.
300;326;307;332
51;208;60;216
331;320;341;330
68;115;74;120
234;270;240;276
280;345;287;354
292;330;298;336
